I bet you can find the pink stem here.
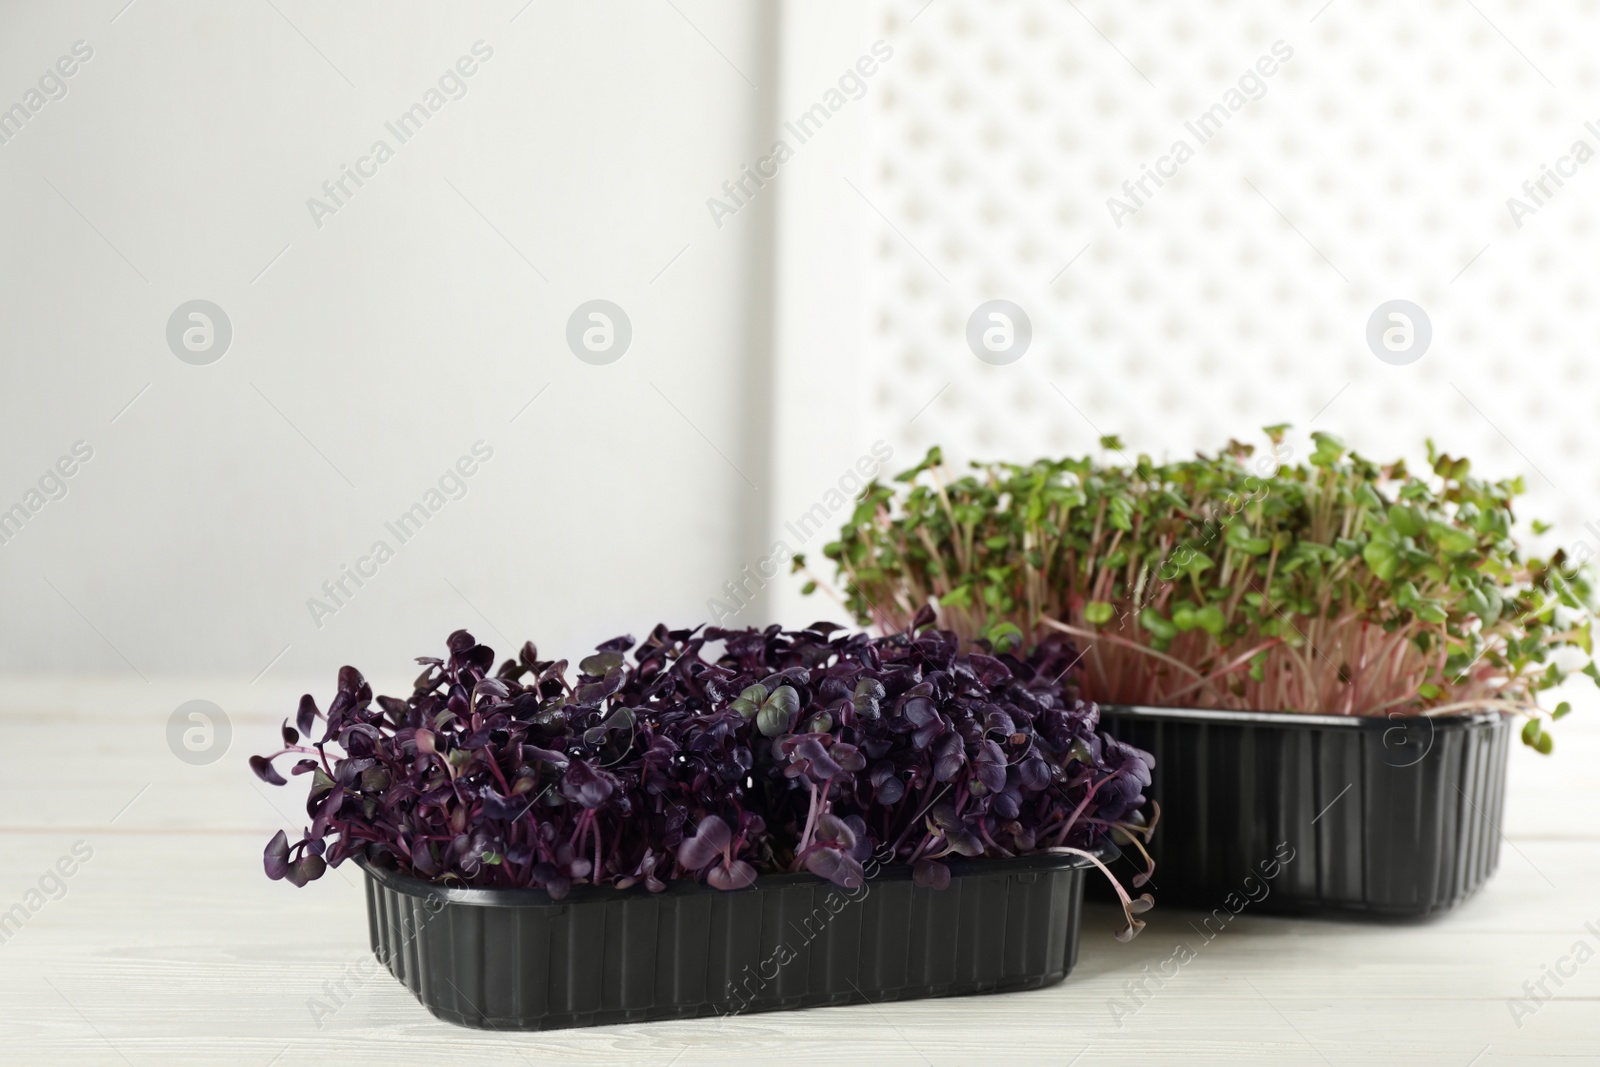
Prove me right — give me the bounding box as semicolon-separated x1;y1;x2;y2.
795;781;823;867
1041;845;1149;940
1054;774;1106;846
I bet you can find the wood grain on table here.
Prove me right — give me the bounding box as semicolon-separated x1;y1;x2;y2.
1;677;1596;1066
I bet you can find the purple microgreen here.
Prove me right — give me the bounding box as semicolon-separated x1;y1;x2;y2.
912;858;951;889
706;859;757;891
250;755;287;787
263;830;289;880
677;815;733;871
295;694;319;736
251;623;1156;936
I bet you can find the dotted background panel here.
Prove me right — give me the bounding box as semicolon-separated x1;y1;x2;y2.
861;0;1600;550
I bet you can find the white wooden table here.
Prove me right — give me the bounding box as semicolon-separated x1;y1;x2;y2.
2;677;1596;1065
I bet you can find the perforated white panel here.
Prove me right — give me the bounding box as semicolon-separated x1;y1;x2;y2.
862;0;1600;548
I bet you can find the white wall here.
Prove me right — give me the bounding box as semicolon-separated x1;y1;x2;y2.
765;0;880;629
10;0;1600;684
0;1;779;680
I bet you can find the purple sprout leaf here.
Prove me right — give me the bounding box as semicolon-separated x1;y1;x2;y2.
927;806;983;856
579;651;625;676
1018;756;1051;791
842;814;873;863
298;853;327;882
912;858;951;890
972;739;1007;794
474;677;510;702
793;737;842;779
559;759;615;809
296;694;319;735
308;767;337;801
928;803;962;834
870;761;905;804
575;666;626;705
481;787;531;822
902;696;938;729
263;830;290;880
969;656;1014;689
992;787;1022;820
677;815;733;870
932;733;965;781
522;744;569;768
831;742;866;772
803;846;865;889
707;859;757;891
812;813;856;851
284;852;326;888
250;755;287;787
853;677;886;719
942;827;984;857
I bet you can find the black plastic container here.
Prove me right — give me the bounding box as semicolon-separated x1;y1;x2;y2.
1095;705;1510;917
360;851;1094;1030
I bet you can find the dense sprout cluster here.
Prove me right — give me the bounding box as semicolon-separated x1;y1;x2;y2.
254;614;1157;938
808;428;1597;749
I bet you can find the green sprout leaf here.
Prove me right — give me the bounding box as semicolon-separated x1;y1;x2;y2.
1362;539;1399;581
1139;611;1177;641
757;685;799;737
984;621;1024;654
803;428;1599;743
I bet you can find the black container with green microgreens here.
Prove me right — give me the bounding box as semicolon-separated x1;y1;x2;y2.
801;427;1593;915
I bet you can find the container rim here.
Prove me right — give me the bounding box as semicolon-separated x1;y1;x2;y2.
356;847;1102;908
1098;702;1505;729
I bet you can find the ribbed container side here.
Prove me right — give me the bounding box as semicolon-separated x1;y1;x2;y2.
1094;706;1510;917
361;852;1092;1030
